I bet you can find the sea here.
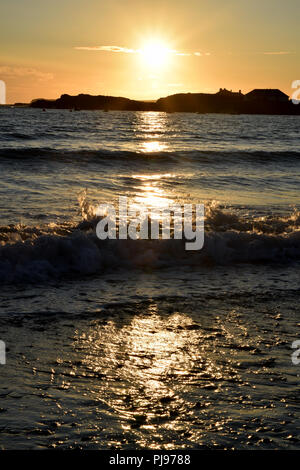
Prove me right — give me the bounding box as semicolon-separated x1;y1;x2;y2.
0;107;299;449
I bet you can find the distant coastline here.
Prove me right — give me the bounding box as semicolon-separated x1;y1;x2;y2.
26;88;300;115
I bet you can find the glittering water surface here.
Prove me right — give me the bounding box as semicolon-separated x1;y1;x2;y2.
0;108;299;449
0;283;299;450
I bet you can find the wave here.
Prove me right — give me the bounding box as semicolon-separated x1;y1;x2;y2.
3;132;37;140
1;204;300;283
1;147;300;165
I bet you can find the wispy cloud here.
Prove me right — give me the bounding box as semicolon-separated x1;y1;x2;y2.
0;66;53;81
194;52;211;56
263;51;293;55
175;52;192;56
75;45;137;53
75;45;210;57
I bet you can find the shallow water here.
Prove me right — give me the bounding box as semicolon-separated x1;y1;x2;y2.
0;278;299;449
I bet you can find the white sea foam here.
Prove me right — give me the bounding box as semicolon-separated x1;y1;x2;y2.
0;204;299;283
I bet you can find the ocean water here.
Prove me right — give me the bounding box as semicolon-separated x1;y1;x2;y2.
0;108;299;449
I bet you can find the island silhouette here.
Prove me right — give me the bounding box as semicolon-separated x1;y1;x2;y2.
29;88;300;115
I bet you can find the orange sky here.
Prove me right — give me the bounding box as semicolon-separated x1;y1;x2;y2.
0;0;299;103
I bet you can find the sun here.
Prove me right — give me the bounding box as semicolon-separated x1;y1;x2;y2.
139;41;171;68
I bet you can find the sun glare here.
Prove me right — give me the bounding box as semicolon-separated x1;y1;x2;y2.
140;41;171;68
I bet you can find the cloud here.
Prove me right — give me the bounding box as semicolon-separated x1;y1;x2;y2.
75;45;210;57
0;66;53;81
194;52;210;56
75;45;137;53
263;51;293;55
169;50;210;57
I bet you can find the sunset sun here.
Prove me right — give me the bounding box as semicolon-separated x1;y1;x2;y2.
140;41;171;68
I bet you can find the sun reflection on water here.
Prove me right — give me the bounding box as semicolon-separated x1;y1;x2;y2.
132;182;172;211
72;303;232;448
134;111;169;154
140;141;166;153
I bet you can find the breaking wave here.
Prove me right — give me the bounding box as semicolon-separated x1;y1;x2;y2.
0;201;300;283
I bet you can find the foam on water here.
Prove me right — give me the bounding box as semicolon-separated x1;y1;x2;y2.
1;201;299;283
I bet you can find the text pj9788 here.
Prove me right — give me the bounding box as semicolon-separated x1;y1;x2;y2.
153;454;191;466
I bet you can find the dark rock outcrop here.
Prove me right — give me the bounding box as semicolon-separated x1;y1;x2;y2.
30;89;300;115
